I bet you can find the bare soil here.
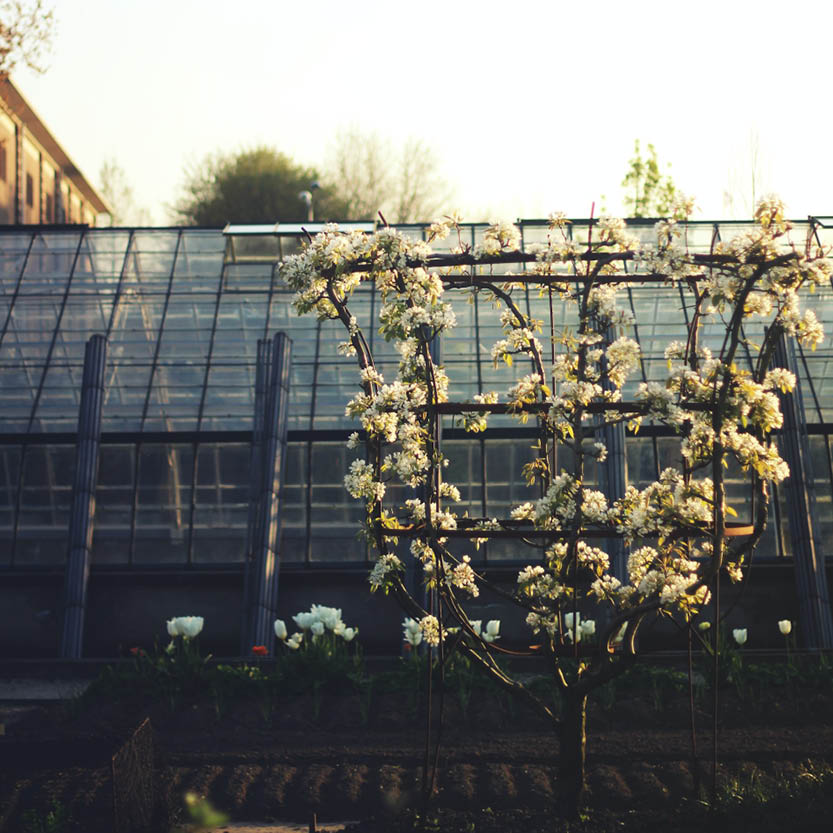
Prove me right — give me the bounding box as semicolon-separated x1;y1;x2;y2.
1;676;832;832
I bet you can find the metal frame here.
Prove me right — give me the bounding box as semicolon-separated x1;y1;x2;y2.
0;223;831;576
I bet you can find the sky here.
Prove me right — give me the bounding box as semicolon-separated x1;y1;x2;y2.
12;0;833;224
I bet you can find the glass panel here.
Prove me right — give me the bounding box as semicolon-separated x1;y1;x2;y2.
192;443;249;563
18;232;81;295
308;441;364;562
92;444;136;565
15;444;75;564
280;442;306;563
0;445;21;565
133;444;193;564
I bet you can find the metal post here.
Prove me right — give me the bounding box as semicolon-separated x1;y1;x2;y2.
247;332;292;652
774;334;833;650
60;335;107;658
599;417;627;580
599;325;628;581
241;337;272;654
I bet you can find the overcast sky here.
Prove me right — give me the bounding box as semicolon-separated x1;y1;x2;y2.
13;0;833;224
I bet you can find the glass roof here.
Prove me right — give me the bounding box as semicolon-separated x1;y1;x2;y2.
1;221;832;437
1;220;831;568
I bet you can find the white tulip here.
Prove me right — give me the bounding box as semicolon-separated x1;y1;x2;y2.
166;618;180;637
564;612;581;642
311;621;325;637
732;628;748;646
293;612;315;630
470;620;482;637
274;619;287;640
580;619;596;638
287;633;303;650
342;627;356;642
312;605;342;630
485;620;500;638
179;616;203;639
778;619;792;635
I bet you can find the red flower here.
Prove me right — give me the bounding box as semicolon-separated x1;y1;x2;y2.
251;645;268;656
129;646;147;657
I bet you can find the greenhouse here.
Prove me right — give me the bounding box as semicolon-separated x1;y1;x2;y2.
2;219;832;657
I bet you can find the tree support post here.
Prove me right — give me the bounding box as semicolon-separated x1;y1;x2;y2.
245;332;292;653
775;334;833;650
599;324;628;581
60;334;107;658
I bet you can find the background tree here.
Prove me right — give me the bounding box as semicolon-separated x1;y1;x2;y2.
723;129;771;219
98;158;151;226
172;146;348;226
325;128;452;222
0;0;54;78
621;140;677;217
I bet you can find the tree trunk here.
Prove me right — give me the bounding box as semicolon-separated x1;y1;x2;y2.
558;690;588;817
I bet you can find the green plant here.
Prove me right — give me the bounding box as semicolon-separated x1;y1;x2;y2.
21;800;71;833
444;653;480;721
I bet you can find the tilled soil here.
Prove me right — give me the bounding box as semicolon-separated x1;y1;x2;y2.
1;686;832;831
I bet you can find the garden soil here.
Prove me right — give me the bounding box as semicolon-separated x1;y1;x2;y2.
1;682;832;832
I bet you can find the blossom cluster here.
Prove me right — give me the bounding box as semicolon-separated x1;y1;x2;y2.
402;616;500;646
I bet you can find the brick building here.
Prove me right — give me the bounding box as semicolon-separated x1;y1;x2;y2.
0;77;107;225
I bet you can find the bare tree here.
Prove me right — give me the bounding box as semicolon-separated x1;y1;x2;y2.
98;158;151;226
325;128;453;222
723;130;771;218
0;1;55;78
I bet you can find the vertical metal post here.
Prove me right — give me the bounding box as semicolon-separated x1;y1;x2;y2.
599;417;627;580
246;332;292;652
241;337;272;654
599;324;628;581
60;335;107;658
774;334;833;650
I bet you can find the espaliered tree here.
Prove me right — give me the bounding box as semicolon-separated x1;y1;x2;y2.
283;197;828;816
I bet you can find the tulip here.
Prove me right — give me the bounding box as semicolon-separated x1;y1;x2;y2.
251;645;268;656
166;618;180;637
287;634;303;650
342;627;356;642
482;620;500;643
293;612;315;630
311;604;342;630
580;619;596;638
311;621;325;637
732;628;747;646
470;620;482;637
333;621;345;636
563;612;581;642
179;616;204;639
698;621;711;632
778;619;792;636
274;619;287;640
405;630;422;647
